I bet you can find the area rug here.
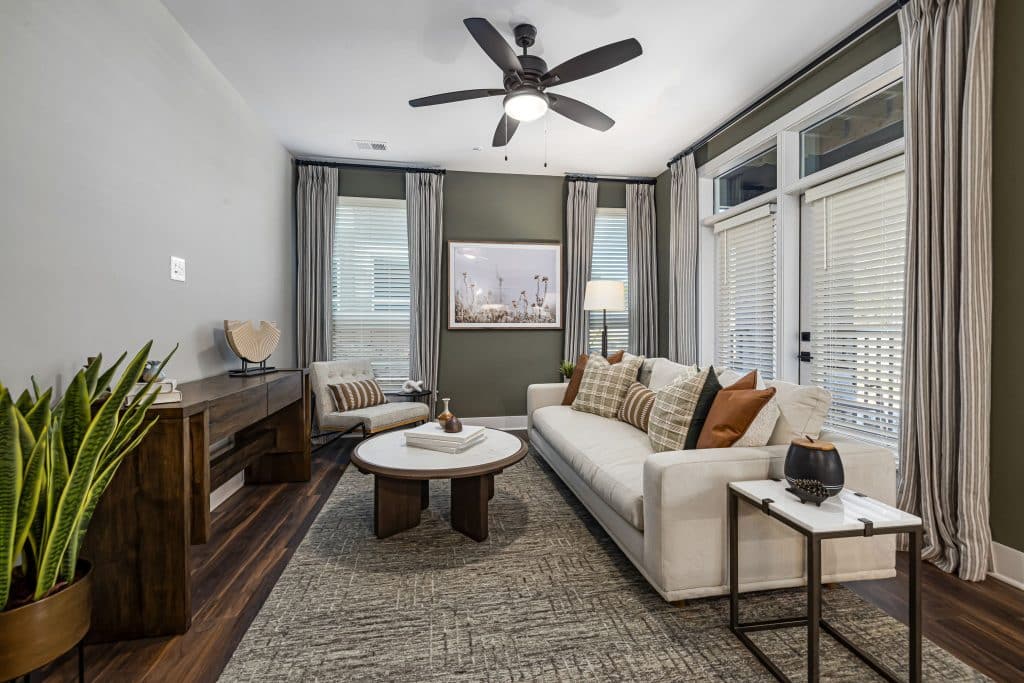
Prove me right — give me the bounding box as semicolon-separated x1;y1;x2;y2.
220;444;985;682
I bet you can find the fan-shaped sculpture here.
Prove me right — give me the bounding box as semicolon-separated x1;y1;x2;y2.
224;320;281;377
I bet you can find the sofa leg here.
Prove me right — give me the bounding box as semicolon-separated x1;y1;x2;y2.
670;599;687;608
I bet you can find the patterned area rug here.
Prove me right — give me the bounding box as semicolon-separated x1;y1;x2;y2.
220;445;985;682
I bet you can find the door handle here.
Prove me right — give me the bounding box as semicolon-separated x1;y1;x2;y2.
798;351;813;362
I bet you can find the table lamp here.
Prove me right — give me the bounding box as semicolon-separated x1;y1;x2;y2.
583;280;626;358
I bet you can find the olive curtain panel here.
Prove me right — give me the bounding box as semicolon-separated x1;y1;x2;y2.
626;182;658;356
668;154;699;364
295;164;338;368
564;179;599;361
406;171;444;412
896;0;995;581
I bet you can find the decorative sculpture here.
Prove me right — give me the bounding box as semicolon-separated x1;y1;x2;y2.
224;320;281;377
402;379;425;393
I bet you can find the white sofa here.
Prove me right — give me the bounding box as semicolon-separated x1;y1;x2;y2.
527;365;897;602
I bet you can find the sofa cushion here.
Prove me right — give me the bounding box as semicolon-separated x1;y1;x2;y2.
562;350;624;405
320;401;428;432
572;354;643;419
648;367;722;452
696;378;777;449
647;358;699;391
532;405;649;530
766;380;832;444
618;382;655;432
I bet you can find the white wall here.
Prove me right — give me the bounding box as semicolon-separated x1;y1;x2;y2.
0;0;295;394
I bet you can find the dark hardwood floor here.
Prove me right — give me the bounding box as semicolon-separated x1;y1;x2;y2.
42;434;1024;681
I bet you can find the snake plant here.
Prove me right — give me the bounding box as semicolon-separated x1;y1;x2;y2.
1;341;176;610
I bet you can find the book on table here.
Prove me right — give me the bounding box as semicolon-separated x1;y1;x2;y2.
124;380;182;406
404;423;486;453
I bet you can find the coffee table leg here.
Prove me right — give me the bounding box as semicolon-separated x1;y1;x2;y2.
451;475;489;542
421;480;430;510
487;473;495;500
374;475;423;539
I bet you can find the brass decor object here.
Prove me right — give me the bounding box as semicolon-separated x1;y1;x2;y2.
224;320;281;377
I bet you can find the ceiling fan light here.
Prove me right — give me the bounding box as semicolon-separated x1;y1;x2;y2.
504;90;548;122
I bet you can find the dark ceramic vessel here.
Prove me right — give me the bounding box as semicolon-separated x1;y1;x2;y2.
784;438;844;500
443;415;463;433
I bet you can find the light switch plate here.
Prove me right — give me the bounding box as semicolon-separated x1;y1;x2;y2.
170;256;186;282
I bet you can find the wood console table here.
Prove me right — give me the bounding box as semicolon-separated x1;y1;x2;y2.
84;369;311;641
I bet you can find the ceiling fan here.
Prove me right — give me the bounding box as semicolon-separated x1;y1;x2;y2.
409;18;642;147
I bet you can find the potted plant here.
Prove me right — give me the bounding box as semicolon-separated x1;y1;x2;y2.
0;342;174;680
559;360;576;383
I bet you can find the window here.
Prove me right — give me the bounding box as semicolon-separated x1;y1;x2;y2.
588;207;629;354
332;196;410;390
801;158;906;448
714;147;778;213
715;204;777;379
801;81;903;176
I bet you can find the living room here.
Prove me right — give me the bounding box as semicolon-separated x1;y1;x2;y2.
1;0;1021;681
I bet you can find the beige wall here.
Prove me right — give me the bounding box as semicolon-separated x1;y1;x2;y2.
0;0;295;393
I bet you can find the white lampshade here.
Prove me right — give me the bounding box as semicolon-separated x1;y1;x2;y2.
583;280;625;311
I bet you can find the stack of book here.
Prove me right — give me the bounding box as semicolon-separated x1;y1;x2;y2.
404;422;486;454
124;379;181;406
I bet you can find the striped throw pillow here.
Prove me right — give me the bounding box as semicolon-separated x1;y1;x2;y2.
571;354;643;419
329;379;386;412
618;382;655;432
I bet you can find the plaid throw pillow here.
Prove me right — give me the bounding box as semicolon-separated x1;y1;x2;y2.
571;354;643;419
329;379;386;412
618;382;656;432
648;367;722;452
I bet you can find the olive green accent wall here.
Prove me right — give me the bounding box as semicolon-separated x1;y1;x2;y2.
596;180;626;209
990;0;1024;553
337;168;405;200
655;169;672;356
693;16;902;167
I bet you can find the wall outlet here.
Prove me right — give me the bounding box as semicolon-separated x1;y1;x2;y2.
170;256;186;282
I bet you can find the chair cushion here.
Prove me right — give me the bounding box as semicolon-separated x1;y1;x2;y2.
572;354;643;419
320;401;429;432
329;378;385;412
532;405;649;530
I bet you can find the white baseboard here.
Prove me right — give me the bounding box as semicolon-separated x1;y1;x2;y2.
210;471;244;511
460;415;527;430
990;541;1024;591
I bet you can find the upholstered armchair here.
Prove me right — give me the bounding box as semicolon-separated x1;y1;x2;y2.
310;359;429;437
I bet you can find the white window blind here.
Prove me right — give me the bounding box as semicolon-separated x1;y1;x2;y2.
332;196;410;390
715;204;777;379
588;207;630;354
804;159;906;448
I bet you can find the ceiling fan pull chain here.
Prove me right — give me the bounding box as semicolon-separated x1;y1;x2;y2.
544;114;548;168
504;115;509;162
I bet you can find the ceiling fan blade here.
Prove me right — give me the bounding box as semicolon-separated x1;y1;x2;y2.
491;114;520;147
409;89;505;107
464;18;523;75
548;94;615;131
542;38;642;86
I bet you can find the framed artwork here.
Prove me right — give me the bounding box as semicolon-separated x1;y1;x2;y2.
448;241;562;329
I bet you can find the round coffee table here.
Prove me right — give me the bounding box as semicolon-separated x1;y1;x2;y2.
351;428;527;542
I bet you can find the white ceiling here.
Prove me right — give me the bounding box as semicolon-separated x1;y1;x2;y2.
162;0;889;177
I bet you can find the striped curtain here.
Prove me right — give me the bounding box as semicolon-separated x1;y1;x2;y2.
626;182;658;356
564;180;598;361
406;172;444;412
668;154;698;364
896;0;995;581
296;164;339;368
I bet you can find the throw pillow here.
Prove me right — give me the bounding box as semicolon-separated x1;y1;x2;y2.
562;349;625;405
617;382;656;432
696;371;778;448
734;399;781;447
571;354;643;419
766;380;832;444
647;366;722;452
329;378;386;412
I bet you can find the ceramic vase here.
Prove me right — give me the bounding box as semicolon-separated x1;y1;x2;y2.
784;437;844;504
437;397;454;427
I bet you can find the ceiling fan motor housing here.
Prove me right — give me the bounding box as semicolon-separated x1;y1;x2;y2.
514;23;537;49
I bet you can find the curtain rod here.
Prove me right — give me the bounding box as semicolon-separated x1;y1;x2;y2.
295;159;445;175
667;0;907;167
565;174;657;185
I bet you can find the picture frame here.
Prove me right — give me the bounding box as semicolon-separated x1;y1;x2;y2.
448;240;562;330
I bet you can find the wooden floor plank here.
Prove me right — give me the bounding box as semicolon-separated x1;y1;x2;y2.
40;435;1024;681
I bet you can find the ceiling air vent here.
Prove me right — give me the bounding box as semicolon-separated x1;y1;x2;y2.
353;139;389;152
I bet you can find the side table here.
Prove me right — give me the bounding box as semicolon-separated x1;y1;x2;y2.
386;388;432;405
728;479;923;682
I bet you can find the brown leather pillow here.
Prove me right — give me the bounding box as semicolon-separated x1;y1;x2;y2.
696;372;776;449
562;350;625;405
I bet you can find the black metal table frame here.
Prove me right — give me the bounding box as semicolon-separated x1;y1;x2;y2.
728;486;923;682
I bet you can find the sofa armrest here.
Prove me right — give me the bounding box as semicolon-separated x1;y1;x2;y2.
641;441;897;595
526;383;568;428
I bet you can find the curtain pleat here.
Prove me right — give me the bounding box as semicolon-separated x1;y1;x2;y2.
626;183;658;356
406;172;444;413
295;164;339;368
668;155;698;364
896;0;995;581
564;180;598;360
